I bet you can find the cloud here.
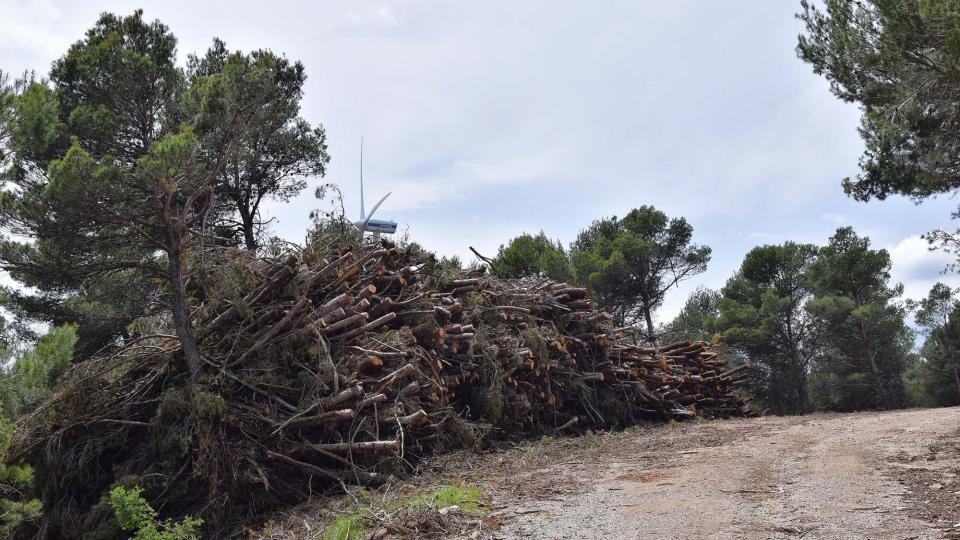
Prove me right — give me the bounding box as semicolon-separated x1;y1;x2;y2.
887;235;951;281
0;1;69;69
886;235;960;301
820;212;848;225
345;4;400;27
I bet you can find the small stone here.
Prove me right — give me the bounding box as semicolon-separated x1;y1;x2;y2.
930;483;944;490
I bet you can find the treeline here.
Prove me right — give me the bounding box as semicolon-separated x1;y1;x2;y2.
476;0;960;416
487;220;959;415
794;0;960;410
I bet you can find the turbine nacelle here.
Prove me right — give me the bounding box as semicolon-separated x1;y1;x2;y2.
354;218;398;235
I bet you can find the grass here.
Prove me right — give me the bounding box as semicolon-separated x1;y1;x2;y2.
403;484;484;511
317;484;483;540
319;513;365;540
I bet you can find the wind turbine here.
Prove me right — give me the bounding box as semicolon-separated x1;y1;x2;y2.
353;137;397;239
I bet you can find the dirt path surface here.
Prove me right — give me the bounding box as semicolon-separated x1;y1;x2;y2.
488;408;960;540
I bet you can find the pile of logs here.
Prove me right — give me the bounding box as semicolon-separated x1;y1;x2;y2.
10;238;750;537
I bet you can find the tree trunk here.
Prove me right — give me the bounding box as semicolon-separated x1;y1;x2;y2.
797;365;809;415
167;237;202;377
783;313;808;415
792;352;809;415
953;365;960;403
642;303;657;346
640;296;657;347
238;204;257;251
858;321;891;409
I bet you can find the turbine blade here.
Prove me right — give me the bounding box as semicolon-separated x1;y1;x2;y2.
360;192;392;232
367;192;391;220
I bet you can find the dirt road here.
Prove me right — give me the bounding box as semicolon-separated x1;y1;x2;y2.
488;408;960;540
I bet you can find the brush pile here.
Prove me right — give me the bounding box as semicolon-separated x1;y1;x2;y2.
9;235;750;537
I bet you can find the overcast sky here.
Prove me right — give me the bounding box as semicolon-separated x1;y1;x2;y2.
3;0;959;324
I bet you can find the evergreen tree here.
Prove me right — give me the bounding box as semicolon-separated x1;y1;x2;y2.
718;242;819;414
0;11;328;365
798;0;960;202
0;11;185;356
0;325;77;535
0;70;14;170
660;287;721;344
911;282;960;405
806;227;911;410
570;206;710;342
0;11;296;375
492;231;572;281
186;39;329;250
3;324;77;417
798;1;960;262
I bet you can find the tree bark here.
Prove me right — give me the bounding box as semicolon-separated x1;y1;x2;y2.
858;321;891;410
641;301;657;346
237;203;257;251
795;359;809;415
167;235;203;378
785;314;809;415
953;365;960;403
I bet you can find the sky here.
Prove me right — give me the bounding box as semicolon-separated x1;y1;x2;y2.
2;0;959;325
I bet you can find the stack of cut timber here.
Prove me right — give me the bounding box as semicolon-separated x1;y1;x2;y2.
11;239;751;537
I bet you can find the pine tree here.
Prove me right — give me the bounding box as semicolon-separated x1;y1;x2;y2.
186;39;329;250
570;206;710;342
806;227;912;410
718;242;819;414
0;11;328;365
0;11;297;374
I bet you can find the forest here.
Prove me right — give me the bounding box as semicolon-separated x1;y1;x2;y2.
0;1;959;538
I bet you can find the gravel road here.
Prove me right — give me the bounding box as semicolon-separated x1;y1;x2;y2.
494;408;960;539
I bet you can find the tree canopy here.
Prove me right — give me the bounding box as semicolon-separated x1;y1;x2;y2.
0;11;185;355
805;227;911;410
718;241;819;414
909;282;960;406
798;0;960;202
492;231;572;281
186;39;329;250
0;10;329;361
570;206;711;341
660;286;722;344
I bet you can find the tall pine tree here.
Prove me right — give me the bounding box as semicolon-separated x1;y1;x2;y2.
186;39;329;250
806;227;911;410
570;206;711;342
718;242;819;414
0;11;329;361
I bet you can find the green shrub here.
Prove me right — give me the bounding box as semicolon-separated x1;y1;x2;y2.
0;415;41;534
109;486;202;540
6;324;78;415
